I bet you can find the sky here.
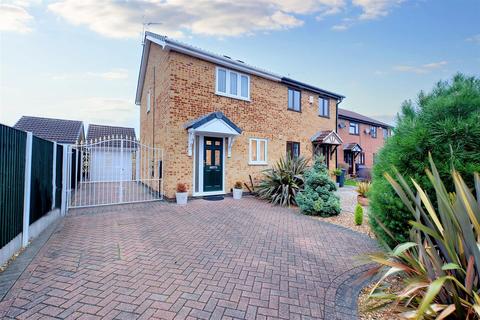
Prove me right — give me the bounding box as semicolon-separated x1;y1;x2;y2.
1;0;479;135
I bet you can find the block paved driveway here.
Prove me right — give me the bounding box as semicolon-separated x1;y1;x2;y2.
0;197;377;319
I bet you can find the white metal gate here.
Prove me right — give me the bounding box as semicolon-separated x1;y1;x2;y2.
67;136;163;209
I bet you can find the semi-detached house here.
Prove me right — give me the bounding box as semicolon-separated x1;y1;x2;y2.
136;32;346;199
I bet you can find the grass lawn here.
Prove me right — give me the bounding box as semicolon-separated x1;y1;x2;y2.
344;179;358;187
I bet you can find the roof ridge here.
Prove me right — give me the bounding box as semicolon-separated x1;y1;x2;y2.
148;32;281;79
19;115;82;123
89;123;135;130
338;108;392;128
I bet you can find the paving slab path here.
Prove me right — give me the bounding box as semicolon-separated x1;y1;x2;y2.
0;197;378;319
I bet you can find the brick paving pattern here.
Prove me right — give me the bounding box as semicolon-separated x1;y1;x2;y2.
0;197;377;319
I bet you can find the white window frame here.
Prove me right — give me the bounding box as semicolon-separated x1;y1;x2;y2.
146;89;151;113
371;126;377;138
349;122;359;135
249;138;268;165
215;66;250;101
383;128;389;139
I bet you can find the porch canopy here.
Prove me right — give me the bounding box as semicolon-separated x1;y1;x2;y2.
310;130;343;145
310;130;343;166
343;142;362;153
184;111;242;157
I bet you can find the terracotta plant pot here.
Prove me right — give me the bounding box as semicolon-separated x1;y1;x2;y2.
357;195;369;206
233;188;243;200
176;192;188;205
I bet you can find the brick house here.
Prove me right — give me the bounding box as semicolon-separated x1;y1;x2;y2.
337;108;392;176
136;32;345;198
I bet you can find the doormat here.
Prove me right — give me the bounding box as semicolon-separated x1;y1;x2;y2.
203;195;224;201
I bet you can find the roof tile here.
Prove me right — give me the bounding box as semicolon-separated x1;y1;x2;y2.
13;116;84;144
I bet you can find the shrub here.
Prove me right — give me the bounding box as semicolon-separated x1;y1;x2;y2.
369;74;480;247
234;181;243;189
257;156;308;206
176;183;187;193
356;181;371;198
332;168;342;176
295;156;340;216
354;204;363;225
366;155;480;319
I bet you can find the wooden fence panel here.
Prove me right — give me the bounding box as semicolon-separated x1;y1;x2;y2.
0;124;26;248
29;136;53;224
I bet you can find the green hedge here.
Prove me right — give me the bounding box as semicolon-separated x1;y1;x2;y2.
369;73;480;247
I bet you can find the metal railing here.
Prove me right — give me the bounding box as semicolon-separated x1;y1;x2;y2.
67;136;163;208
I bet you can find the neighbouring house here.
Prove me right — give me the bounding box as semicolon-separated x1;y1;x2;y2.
136;32;345;198
337;108;393;176
86;124;137;182
13;115;85;145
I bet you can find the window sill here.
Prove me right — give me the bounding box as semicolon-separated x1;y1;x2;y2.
318;115;330;119
287;108;302;113
215;91;250;102
349;133;359;136
248;162;268;166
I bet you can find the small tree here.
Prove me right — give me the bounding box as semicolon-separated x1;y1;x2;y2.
369;73;480;247
354;204;363;225
295;156;340;216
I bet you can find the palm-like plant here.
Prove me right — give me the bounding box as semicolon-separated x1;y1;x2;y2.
257;155;308;207
367;154;480;319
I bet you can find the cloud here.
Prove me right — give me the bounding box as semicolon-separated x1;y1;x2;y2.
332;24;349;31
48;0;312;38
352;0;404;20
56;97;138;129
47;0;406;38
51;69;128;81
0;4;34;33
86;69;128;80
393;60;448;74
466;34;480;44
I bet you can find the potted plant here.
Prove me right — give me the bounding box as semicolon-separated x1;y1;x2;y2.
356;181;371;206
332;168;342;188
175;183;188;205
233;181;243;200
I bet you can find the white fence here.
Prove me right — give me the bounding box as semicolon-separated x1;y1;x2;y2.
67;136;163;209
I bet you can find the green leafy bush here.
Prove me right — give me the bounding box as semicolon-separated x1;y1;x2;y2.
257;156;308;206
354;204;363;225
370;74;480;247
367;155;480;319
332;168;342;176
295;156;340;216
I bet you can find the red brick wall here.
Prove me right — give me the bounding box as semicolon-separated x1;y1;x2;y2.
337;118;390;174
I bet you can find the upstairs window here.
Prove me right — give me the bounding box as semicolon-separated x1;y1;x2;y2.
216;67;250;100
288;88;301;112
383;128;389;139
146;89;151;113
319;97;329;117
371;126;377;138
249;138;268;165
349;122;359;135
286;141;300;159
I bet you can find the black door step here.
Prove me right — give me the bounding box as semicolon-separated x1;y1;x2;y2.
203;195;224;201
